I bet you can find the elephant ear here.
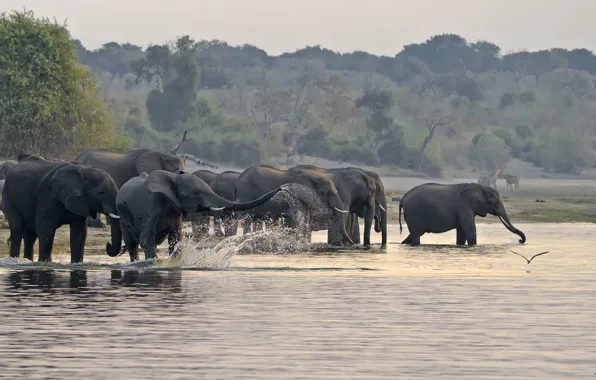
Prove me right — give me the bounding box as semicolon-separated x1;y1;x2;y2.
461;184;489;217
135;151;163;175
145;171;182;213
49;165;91;217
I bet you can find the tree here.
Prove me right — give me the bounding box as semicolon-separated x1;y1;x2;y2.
401;95;460;172
130;36;201;131
0;10;131;158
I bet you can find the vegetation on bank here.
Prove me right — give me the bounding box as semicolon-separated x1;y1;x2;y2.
3;10;596;177
0;11;131;159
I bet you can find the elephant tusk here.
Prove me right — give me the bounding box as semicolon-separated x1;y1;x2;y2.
333;207;349;214
108;213;121;219
379;205;386;212
210;206;225;211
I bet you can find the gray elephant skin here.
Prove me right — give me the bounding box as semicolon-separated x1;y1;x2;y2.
190;170;242;239
398;182;526;246
1;155;122;263
234;165;354;245
290;166;387;247
75;148;185;228
353;169;388;246
115;170;283;261
187;169;220;238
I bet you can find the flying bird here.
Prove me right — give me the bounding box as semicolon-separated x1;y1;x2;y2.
510;250;550;264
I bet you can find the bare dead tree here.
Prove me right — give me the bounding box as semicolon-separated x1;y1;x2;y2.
413;108;456;172
170;130;191;155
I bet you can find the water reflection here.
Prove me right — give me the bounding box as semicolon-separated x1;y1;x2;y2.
110;269;182;292
7;269;88;292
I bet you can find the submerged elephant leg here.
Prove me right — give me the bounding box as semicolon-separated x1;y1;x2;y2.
122;228;139;262
37;230;57;262
23;231;37;261
458;212;477;246
168;217;182;257
456;228;466;246
139;216;159;260
69;219;88;263
350;215;361;245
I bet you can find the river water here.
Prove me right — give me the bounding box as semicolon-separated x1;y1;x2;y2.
0;223;594;379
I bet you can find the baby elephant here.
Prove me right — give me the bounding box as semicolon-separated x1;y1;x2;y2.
116;170;283;261
398;182;526;246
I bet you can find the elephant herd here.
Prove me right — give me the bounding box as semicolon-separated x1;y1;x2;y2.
0;147;526;264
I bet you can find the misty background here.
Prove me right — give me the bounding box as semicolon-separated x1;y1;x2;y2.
3;1;596;180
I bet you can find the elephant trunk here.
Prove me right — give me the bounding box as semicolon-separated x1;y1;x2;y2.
497;209;526;244
336;210;355;246
209;187;282;212
375;201;388;246
103;206;123;257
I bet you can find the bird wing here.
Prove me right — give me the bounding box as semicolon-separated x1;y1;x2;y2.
528;251;550;262
510;250;529;262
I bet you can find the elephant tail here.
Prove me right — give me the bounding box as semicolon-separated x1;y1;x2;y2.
398;201;403;235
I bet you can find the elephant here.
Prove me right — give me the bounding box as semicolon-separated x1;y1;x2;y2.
0;160;17;180
289;166;381;247
75;148;185;228
351;169;387;246
187;169;220;239
234;165;354;245
1;155;122;263
115;170;284;261
209;171;242;237
398;182;526;246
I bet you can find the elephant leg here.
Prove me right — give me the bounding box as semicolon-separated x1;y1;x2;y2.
458;213;477;246
242;216;252;235
122;228;139;262
456;228;466;246
23;231;37;262
37;229;57;262
168;230;182;257
213;216;224;237
8;226;23;259
69;218;88;263
191;215;210;240
350;215;361;245
224;216;238;236
139;216;159;260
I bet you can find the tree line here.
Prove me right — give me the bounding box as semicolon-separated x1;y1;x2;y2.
3;10;596;175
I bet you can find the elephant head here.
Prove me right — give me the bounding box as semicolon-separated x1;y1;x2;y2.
135;150;185;176
146;170;283;215
462;183;526;243
47;164;123;256
293;172;354;245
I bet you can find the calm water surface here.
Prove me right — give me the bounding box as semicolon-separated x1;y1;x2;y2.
0;223;594;379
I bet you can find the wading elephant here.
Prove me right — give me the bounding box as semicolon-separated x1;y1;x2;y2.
116;170;283;261
289;166;380;247
75;148;184;228
188;169;220;239
347;169;387;246
234;165;354;245
2;155;122;263
398;182;526;246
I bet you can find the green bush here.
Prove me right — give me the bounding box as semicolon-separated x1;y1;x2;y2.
0;10;131;158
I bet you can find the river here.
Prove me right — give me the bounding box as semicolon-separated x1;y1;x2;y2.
0;223;593;379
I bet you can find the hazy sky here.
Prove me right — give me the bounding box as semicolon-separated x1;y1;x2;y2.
4;0;596;55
